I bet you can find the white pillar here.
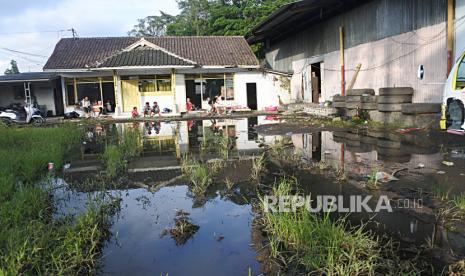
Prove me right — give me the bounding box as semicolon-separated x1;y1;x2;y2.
175;73;186;113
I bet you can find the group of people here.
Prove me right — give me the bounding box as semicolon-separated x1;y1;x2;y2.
132;102;161;118
81;97;113;117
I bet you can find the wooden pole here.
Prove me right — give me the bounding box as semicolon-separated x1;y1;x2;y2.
347;63;362;90
340;26;345;96
447;0;454;75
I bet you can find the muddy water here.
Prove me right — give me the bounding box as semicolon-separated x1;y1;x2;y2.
56;117;465;274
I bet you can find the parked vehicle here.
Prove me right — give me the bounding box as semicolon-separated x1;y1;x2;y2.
441;52;465;131
0;104;46;126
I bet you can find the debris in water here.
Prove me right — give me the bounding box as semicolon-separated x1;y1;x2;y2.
168;210;199;246
416;163;425;169
442;161;455;167
437;171;446;175
375;172;399;183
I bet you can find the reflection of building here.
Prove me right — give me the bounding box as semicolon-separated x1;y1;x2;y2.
291;131;443;176
42;37;288;117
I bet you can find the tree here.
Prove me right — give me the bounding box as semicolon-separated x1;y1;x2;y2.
128;12;175;37
128;0;295;56
4;60;19;75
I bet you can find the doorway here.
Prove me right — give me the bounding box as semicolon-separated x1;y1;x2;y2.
246;83;257;110
310;62;322;103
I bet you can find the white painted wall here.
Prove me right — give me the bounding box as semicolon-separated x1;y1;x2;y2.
175;74;187;113
140;94;175;114
289;22;447;103
455;0;465;61
0;82;56;115
234;71;289;110
33;83;56;115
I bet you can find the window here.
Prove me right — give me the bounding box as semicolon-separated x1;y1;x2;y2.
457;57;465;89
138;75;171;93
186;74;234;100
225;74;234;100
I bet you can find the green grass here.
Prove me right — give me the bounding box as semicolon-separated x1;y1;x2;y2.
102;127;141;178
0;125;115;274
102;145;125;178
181;156;212;196
259;178;380;275
453;193;465;211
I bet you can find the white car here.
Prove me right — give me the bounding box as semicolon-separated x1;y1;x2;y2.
441;52;465;131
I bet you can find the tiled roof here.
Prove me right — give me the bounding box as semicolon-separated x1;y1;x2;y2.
97;48;195;68
44;36;259;70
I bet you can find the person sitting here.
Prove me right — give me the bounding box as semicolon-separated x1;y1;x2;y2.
131;107;139;119
106;100;113;113
81;97;91;117
151;102;161;116
186;97;193;113
143;102;151;117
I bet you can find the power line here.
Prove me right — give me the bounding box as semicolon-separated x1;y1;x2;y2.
0;29;70;36
0;47;48;58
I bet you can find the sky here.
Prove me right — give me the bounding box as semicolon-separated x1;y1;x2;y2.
0;0;179;73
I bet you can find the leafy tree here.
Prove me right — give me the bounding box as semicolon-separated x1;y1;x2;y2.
128;0;295;56
4;60;19;75
128;12;175;37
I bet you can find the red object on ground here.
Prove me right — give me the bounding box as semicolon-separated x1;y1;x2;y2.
265;106;278;112
396;128;421;134
447;129;465;135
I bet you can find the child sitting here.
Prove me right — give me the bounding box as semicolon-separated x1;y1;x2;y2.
143;102;151;117
131;107;139;118
151;102;161;116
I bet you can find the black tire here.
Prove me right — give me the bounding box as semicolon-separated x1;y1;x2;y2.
446;100;464;129
346;95;362;102
346;89;375;96
378;103;403;112
332;102;346;108
401;103;441;115
346;102;362;109
31;117;45;126
361;102;378;110
361;95;377;103
1;117;11;127
333;95;346;102
378;95;413;104
379;87;414;96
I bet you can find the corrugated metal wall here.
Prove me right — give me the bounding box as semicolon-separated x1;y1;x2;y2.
266;0;446;72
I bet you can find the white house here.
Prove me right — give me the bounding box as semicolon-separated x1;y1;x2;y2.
43;36;288;117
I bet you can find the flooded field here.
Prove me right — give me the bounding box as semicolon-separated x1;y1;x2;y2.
52;117;465;274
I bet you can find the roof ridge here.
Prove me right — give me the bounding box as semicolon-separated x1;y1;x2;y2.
62;35;246;39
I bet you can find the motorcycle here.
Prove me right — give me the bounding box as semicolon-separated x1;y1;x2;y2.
0;104;46;126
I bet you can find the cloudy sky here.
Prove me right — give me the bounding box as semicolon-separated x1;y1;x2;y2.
0;0;179;73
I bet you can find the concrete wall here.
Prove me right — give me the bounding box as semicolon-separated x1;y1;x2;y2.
285;22;447;104
234;71;290;109
264;0;447;104
456;0;465;61
0;81;57;115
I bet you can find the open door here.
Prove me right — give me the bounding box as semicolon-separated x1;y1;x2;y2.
246;83;257;110
311;62;322;103
121;80;140;112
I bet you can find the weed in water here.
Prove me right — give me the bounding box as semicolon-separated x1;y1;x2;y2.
181;156;212;196
251;153;266;181
0;125;117;274
452;193;465;211
259;178;379;275
102;145;125;178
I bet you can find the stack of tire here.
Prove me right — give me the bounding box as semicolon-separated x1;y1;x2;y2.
377;87;414;112
345;89;377;112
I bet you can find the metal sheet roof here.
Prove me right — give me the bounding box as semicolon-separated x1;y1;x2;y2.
0;72;58;83
247;0;373;44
